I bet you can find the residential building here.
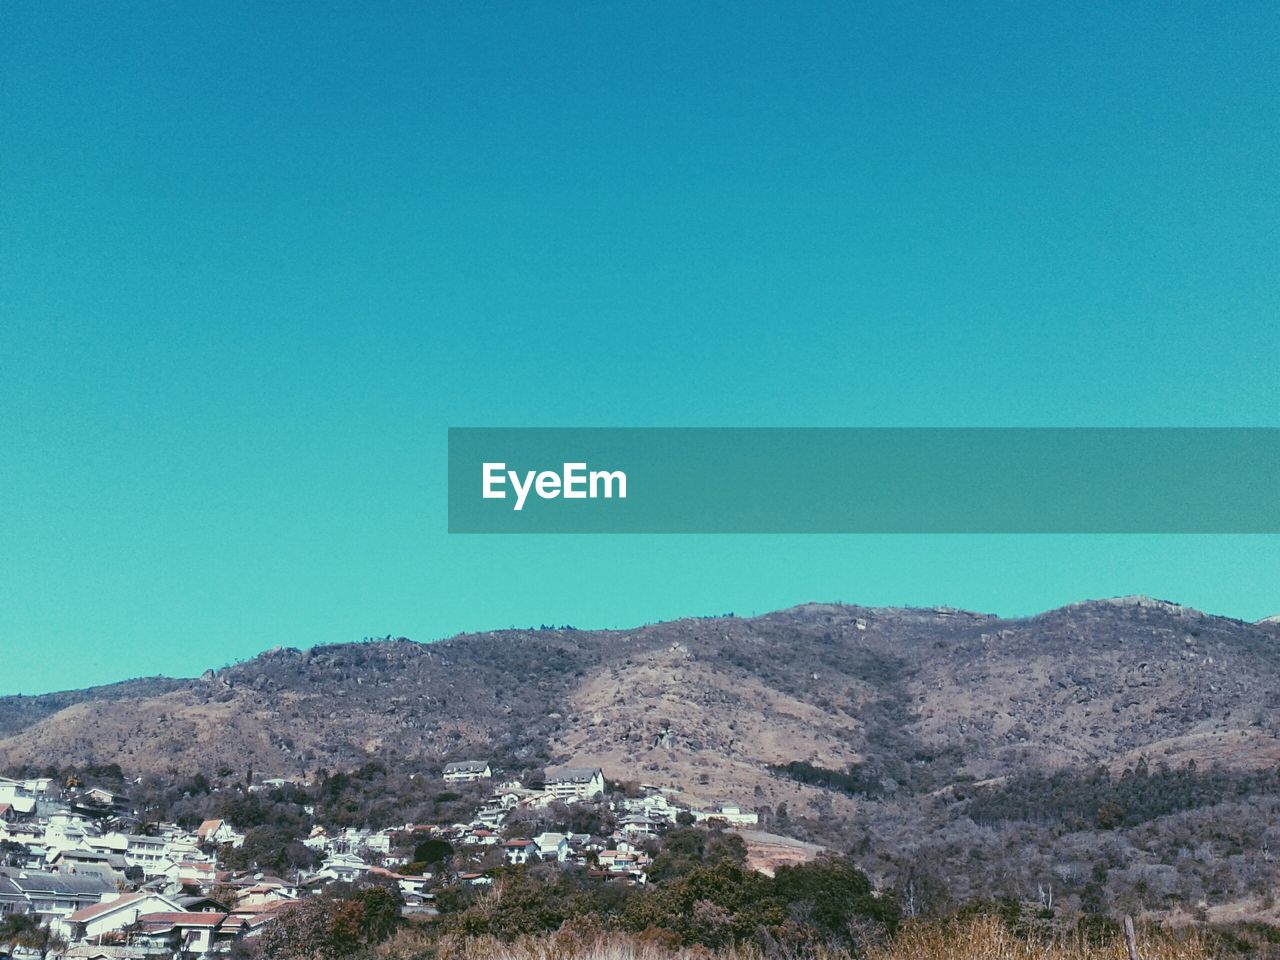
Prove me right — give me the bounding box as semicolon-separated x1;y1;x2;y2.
0;868;117;921
312;853;370;883
442;761;493;783
531;832;570;862
691;803;759;826
196;819;245;848
545;767;605;802
134;911;233;956
60;892;186;942
502;839;541;864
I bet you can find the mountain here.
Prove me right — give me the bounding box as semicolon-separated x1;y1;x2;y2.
0;676;189;739
7;596;1280;922
2;596;1278;813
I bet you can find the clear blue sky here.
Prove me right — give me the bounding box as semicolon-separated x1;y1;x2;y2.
1;3;1277;695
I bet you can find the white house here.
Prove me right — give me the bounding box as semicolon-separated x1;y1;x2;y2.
60;891;185;942
0;868;117;922
443;761;493;783
463;828;499;846
691;803;759;826
236;882;298;911
619;814;661;837
502;839;541;864
196;819;245;847
313;852;371;883
545;767;605;802
532;832;571;862
248;777;299;793
94;832;170;874
134;910;231;956
630;792;682;824
157;859;217;888
0;778;37;816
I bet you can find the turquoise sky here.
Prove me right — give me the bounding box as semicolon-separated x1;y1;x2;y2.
2;3;1277;695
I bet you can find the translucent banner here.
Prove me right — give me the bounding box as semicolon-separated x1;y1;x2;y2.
447;428;1280;533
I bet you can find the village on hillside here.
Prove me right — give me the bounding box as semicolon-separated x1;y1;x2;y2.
0;764;759;959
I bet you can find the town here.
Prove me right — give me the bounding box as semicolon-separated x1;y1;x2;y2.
0;763;759;959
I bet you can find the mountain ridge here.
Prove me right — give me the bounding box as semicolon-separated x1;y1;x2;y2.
2;597;1277;815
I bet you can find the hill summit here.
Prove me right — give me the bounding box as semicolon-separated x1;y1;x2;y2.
2;598;1277;812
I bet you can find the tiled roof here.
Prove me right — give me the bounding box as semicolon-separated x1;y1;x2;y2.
137;911;227;927
67;893;148;923
1;868;116;897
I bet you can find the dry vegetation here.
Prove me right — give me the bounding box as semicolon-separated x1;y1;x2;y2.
370;921;1212;960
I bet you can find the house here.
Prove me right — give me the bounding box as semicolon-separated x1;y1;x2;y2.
368;866;430;898
134;911;235;956
60;891;186;942
624;792;683;824
0;778;37;811
619;813;661;837
495;787;537;808
0;874;31;917
69;788;128;818
302;826;329;850
502;839;541;865
0;777;51;798
82;787;125;808
442;761;493;783
46;847;128;883
0;820;44;852
545;767;605;802
312;852;370;883
691;803;759;826
162;836;203;863
247;778;298;793
234;882;297;911
228;873;296;902
463;828;499;846
93;832;169;874
45;810;94;847
597;849;651;885
196;818;245;848
0;868;118;921
158;859;217;889
531;832;570;862
325;827;375;855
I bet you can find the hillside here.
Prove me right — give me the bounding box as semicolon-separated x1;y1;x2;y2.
0;676;188;738
6;596;1280;920
2;597;1278;808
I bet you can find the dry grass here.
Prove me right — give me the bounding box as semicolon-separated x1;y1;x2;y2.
372;919;1214;960
869;918;1211;960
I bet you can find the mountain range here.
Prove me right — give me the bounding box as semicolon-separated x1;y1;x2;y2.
3;596;1278;817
